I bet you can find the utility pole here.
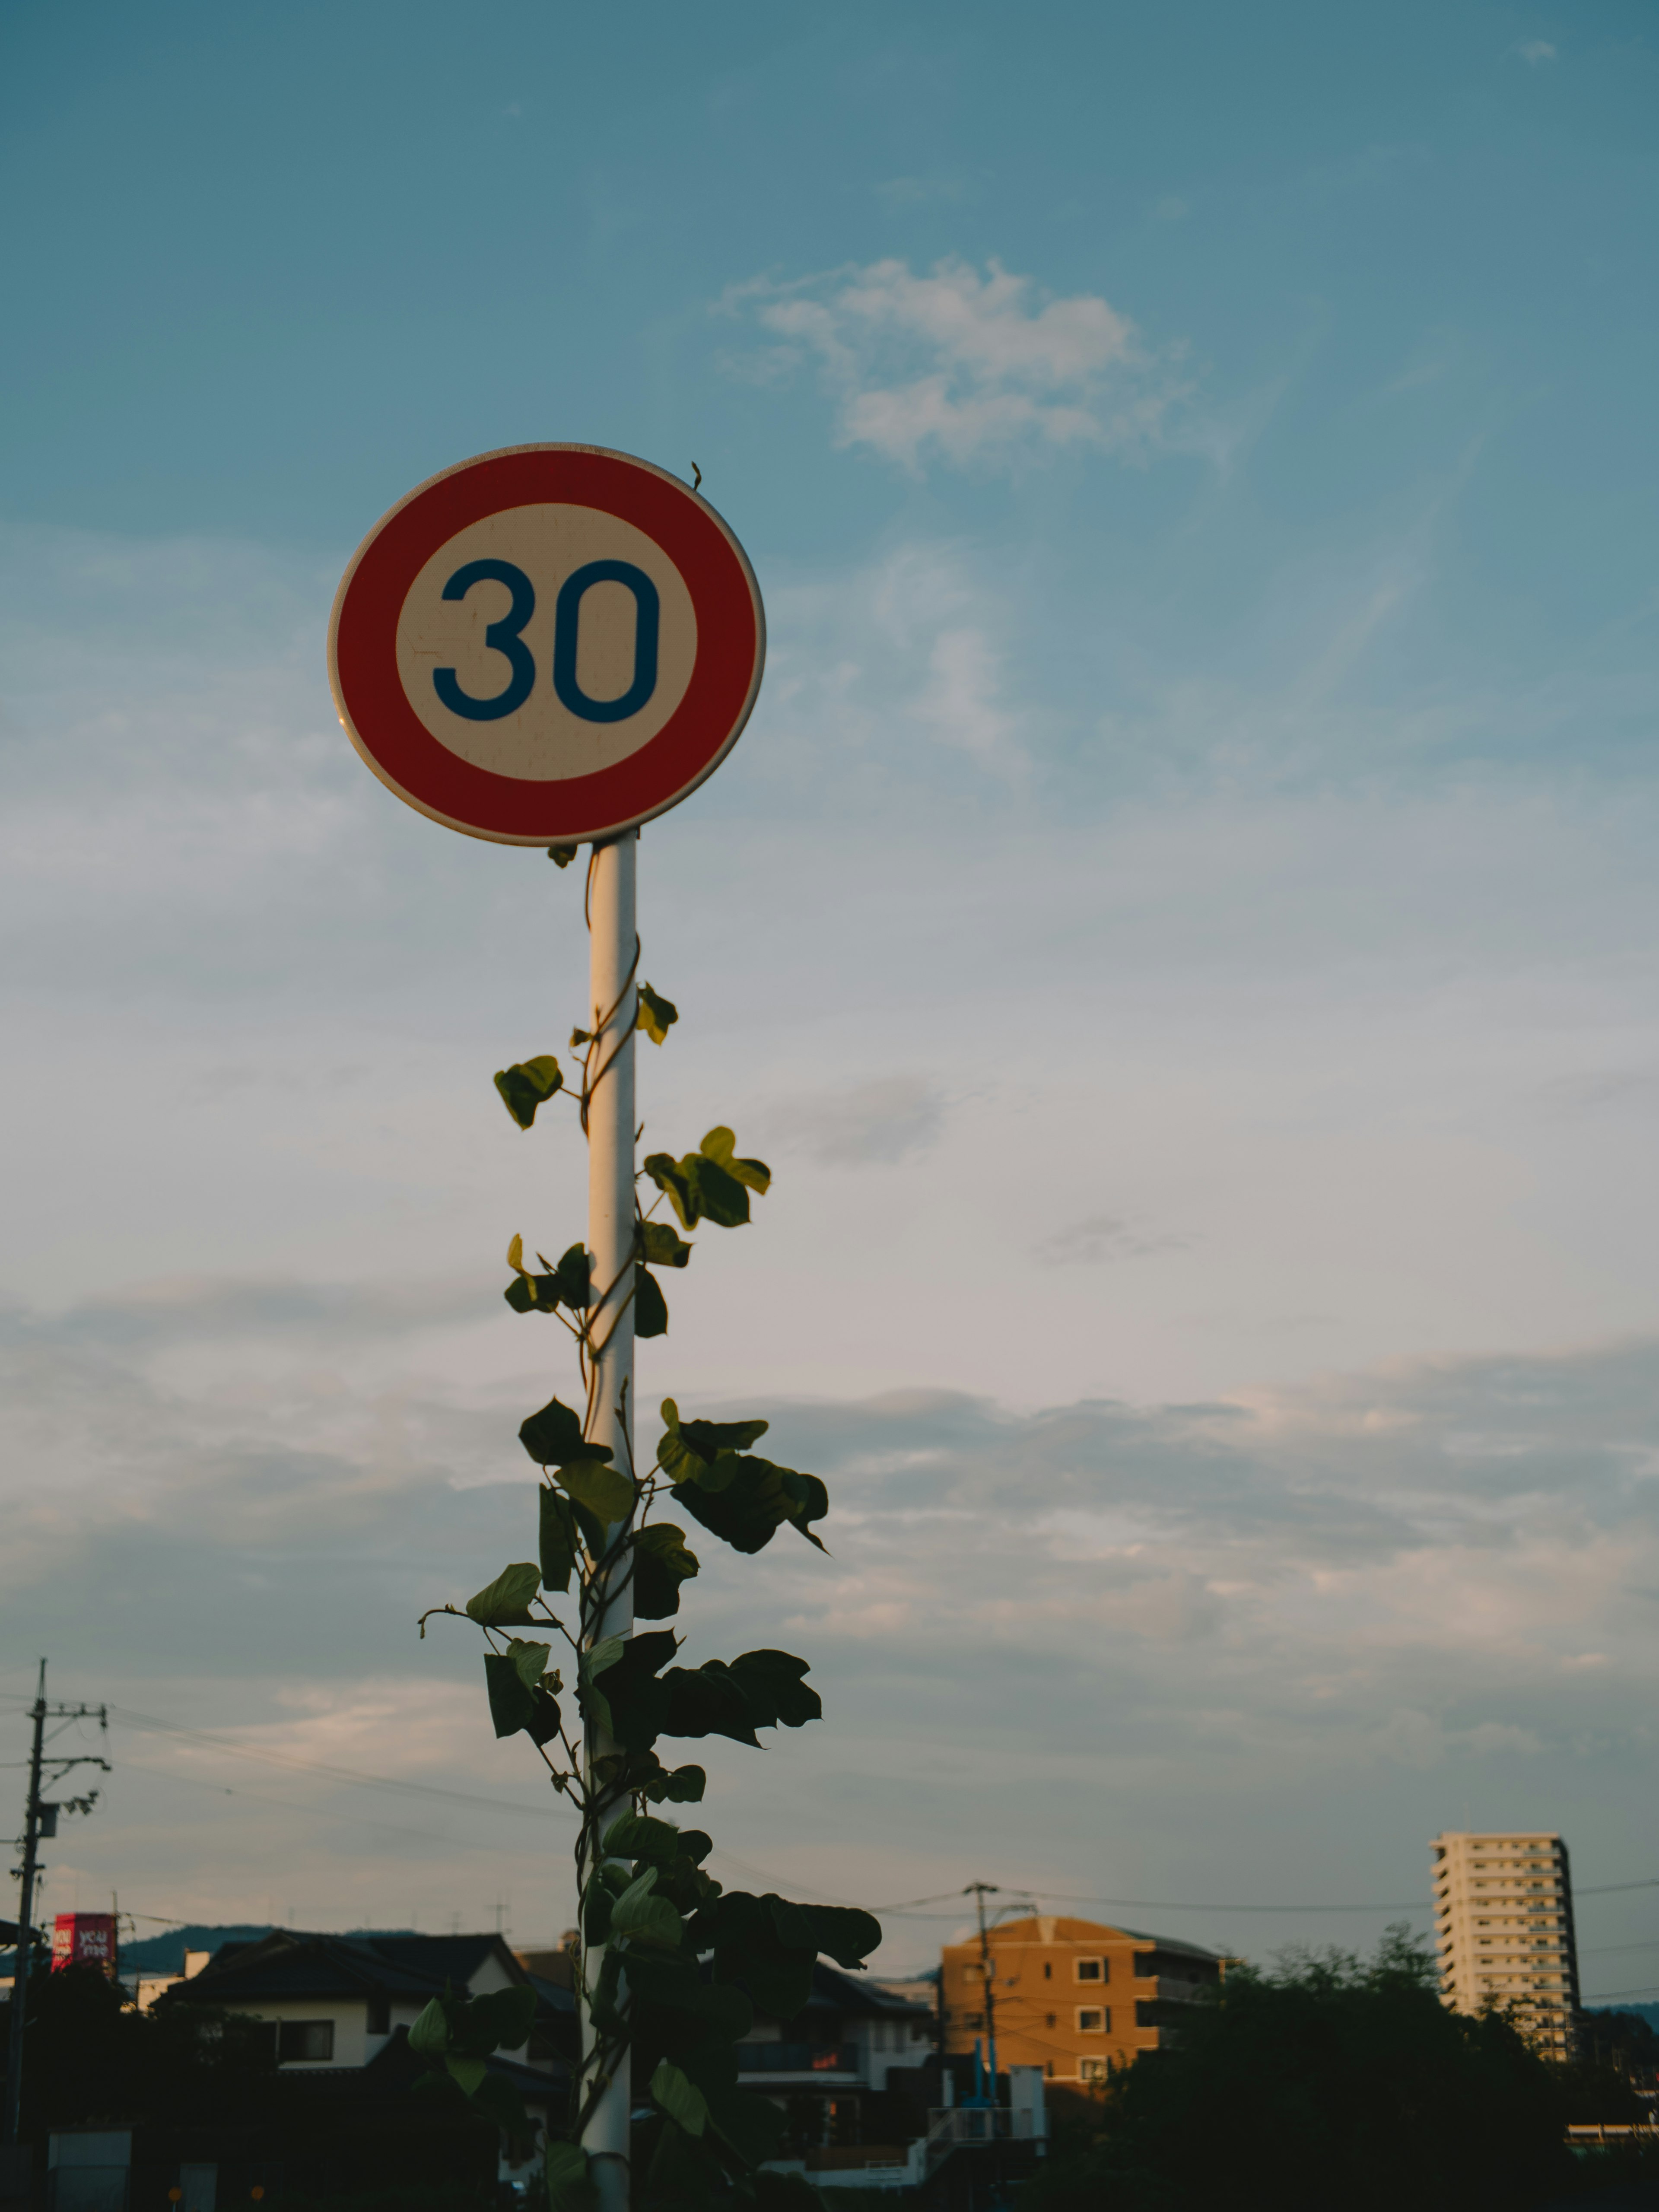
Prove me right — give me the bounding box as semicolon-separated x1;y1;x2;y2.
967;1881;1001;2106
5;1662;109;2144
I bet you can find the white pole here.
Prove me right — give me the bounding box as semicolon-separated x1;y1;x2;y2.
580;830;637;2212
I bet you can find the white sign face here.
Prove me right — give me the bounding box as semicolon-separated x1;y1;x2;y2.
393;503;700;782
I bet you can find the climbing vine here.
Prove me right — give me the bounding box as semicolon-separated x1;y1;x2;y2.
414;847;880;2212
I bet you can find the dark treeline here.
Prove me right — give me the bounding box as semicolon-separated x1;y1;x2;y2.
1028;1929;1657;2212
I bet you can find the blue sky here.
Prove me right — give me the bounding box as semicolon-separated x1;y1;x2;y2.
4;0;1659;1990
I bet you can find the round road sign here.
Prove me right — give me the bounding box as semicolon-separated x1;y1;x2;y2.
328;444;765;845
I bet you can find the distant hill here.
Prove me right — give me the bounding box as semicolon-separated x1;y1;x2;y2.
119;1925;419;1974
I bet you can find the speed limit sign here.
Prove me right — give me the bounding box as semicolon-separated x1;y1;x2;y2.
327;444;765;845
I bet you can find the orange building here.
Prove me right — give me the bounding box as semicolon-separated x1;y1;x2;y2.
941;1914;1224;2085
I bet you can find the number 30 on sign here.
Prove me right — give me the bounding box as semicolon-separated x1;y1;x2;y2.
328;445;765;846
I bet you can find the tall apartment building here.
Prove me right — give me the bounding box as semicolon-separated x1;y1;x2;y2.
941;1915;1224;2085
1430;1831;1580;2056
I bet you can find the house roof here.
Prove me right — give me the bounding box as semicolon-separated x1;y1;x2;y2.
972;1913;1225;1963
796;1963;936;2022
163;1929;528;2009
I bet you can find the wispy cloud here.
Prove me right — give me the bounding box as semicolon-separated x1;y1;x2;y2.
722;258;1184;471
760;1076;947;1167
1034;1214;1186;1265
1516;39;1557;64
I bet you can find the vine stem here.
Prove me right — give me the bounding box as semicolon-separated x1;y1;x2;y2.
578;830;640;2212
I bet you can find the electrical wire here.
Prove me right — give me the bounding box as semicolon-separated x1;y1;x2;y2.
10;1697;1659;1931
115;1758;534;1856
105;1705;575;1823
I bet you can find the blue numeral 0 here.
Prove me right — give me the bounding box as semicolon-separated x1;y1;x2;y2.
552;560;660;724
432;559;536;721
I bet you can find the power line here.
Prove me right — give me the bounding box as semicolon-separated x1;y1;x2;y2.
870;1877;1659;1920
115;1758;538;1856
105;1705;575;1823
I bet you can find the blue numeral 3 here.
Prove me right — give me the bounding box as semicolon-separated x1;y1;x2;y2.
432;559;537;721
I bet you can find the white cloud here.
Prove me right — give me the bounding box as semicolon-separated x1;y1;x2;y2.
1035;1214;1187;1265
1516;39;1557;64
760;1076;947;1166
724;257;1182;470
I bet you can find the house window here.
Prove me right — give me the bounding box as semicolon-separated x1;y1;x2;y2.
1079;2059;1108;2083
1077;2009;1108;2034
366;1993;390;2036
279;2020;335;2063
1075;1958;1105;1983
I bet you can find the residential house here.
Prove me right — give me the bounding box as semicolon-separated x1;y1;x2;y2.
736;1962;933;2177
941;1913;1224;2084
155;1929;573;2191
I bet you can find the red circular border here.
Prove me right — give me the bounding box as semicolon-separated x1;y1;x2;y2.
329;447;763;844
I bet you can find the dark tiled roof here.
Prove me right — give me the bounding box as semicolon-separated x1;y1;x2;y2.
804;1964;935;2019
527;1973;578;2018
1120;1932;1227;1963
165;1930;528;2008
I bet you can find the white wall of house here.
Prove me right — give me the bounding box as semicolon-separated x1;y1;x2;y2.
207;1946;536;2072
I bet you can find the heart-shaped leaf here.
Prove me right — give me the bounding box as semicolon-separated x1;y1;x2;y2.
465;1563;540;1626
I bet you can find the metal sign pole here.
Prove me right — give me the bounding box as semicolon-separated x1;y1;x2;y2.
580;831;638;2212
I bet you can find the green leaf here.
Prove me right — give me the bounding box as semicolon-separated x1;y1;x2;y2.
610;1868;685;1951
646;1764;707;1805
470;1983;537;2051
602;1811;683;1865
636;982;679;1046
772;1897;883;1971
729;1650;821;1730
634;1264;669;1340
470;2070;531;2136
408;1996;448;2056
651;2059;709;2138
642;1150;751;1230
466;1562;541;1627
779;1469;830;1552
660;1662;760;1746
595;1629;679;1752
674;1457;825;1556
520;1396;612;1470
504;1236;588;1316
702;2081;789;2167
632;1522;699;1619
539;1488;579;1595
494;1055;563;1129
658;1404;770;1489
638;1220;693;1269
579;1633;626;1742
549;1243;591;1309
445;2054;488;2096
710;1893;816;2018
556;1459;635;1527
484;1641;557;1741
546;2141;598;2212
699;1126;771;1195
